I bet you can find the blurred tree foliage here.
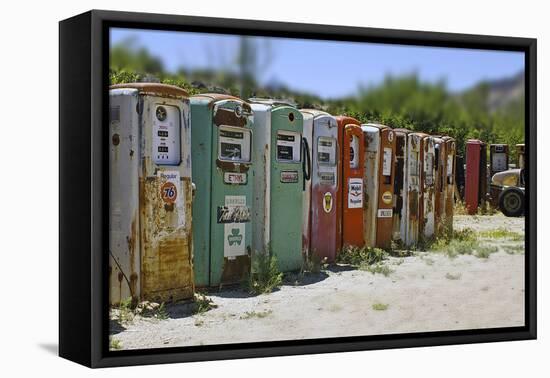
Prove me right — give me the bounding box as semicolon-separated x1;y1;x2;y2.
110;40;524;160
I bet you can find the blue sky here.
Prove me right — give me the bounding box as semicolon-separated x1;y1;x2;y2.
111;28;525;99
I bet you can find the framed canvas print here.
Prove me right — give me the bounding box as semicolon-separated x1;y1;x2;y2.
59;9;536;368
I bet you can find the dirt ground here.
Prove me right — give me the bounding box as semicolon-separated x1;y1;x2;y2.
110;214;525;350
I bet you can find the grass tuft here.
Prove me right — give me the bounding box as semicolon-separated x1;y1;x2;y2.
372;303;389;311
240;309;273;319
445;272;462;280
109;337;122;350
245;248;283;295
193;293;217;315
478;228;523;241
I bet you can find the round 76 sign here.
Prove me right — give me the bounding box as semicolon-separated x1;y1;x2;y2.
160;181;178;204
158;171;180;205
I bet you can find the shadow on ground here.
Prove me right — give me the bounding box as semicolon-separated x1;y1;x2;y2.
325;264;356;273
283;271;329;286
109;318;127;335
163;301;200;319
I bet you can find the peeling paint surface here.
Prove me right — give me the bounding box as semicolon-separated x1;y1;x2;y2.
361;124;396;249
405;133;422;247
109;87;194;304
339;117;364;249
392;130;409;243
465;140;487;214
421;135;436;241
251;102;304;272
192;96;253;287
443;137;456;233
362;125;379;248
306;111;340;262
109;88;140;305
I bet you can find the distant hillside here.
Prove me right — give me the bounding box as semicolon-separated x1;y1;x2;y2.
484;71;525;113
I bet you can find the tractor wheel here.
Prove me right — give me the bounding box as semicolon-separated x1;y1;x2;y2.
498;187;524;217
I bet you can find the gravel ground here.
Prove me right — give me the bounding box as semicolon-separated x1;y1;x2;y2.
110;214;525;350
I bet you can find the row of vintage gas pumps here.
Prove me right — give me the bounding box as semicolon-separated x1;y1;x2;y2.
108;83;458;305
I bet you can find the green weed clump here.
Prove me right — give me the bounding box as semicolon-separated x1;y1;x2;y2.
337;246;388;267
109;337;122;350
115;297;135;323
445;272;462;280
193;293;217;315
245;249;283;295
301;252;327;274
338;246;394;276
240;310;273;319
372;303;389;311
429;227;520;259
478;228;523;241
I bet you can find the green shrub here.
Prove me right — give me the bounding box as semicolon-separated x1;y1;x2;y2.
372;303;389;311
193;293;217;315
245;249;283;295
337;246;388;266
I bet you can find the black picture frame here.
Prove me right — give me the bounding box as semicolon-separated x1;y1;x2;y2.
59;9;537;368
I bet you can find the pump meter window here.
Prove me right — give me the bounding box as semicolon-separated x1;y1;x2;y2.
276;131;301;163
492;153;507;171
349;135;359;168
218;126;251;162
152;104;181;165
317;137;336;166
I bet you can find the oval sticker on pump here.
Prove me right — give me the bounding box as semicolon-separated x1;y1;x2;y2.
382;191;393;205
323;192;334;213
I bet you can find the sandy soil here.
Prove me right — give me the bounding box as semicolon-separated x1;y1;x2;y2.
111;214;525;350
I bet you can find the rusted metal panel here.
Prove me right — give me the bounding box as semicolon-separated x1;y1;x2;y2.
465;139;487;214
191;96;254;287
362;124;396;250
301;112;314;257
361;125;379;248
443;137;456;233
139;94;194;303
110;82;188;98
251;100;304;272
302;109;340;262
420;135;436;241
517;144;526;167
109;88;140;305
109;84;194;305
405;133;422;247
391;129;410;244
433;137;446;237
338;117;364;249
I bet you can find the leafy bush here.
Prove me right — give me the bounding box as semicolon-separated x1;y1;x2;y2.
245;250;283;295
193;293;217;315
337;246;388;267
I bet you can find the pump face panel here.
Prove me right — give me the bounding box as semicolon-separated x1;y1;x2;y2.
153;104;181;165
277;130;301;163
218;126;252;162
